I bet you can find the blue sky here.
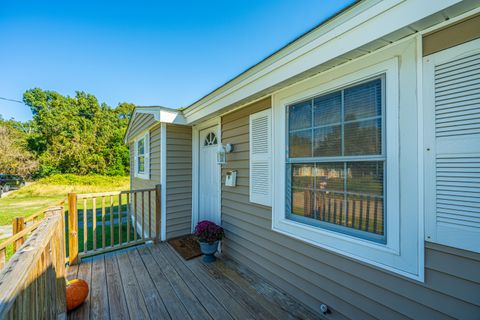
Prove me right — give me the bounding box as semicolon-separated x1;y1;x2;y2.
0;0;354;122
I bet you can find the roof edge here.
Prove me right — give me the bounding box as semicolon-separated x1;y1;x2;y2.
124;106;186;143
182;0;363;115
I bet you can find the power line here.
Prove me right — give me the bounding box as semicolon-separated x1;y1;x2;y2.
0;97;23;104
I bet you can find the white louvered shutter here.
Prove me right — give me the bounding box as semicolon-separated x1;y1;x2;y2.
249;109;272;206
424;39;480;253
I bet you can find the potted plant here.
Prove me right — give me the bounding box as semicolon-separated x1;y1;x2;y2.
194;220;224;262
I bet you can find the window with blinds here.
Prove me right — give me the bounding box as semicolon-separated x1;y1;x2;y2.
286;76;386;242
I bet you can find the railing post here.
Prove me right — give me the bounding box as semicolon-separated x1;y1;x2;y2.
155;184;161;244
68;193;79;265
0;248;5;270
12;216;25;253
60;205;67;264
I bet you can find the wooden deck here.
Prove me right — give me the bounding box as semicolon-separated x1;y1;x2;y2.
67;242;319;320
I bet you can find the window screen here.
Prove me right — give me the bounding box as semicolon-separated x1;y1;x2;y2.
286;77;385;242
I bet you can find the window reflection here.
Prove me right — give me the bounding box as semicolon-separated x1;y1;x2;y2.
287;77;385;239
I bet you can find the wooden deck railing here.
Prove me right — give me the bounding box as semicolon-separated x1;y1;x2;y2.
0;207;67;319
9;198;67;256
0;201;66;270
68;184;161;265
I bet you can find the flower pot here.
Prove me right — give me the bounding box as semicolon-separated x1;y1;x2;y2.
199;241;219;262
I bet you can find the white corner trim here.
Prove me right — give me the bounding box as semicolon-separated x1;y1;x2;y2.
132;217;148;240
415;33;425;282
161;123;167;241
216;119;222;227
191;126;199;232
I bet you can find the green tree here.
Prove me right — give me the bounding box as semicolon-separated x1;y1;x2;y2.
0;116;38;177
23;88;134;176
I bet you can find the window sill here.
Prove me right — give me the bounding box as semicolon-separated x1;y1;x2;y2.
272;216;421;281
134;172;149;180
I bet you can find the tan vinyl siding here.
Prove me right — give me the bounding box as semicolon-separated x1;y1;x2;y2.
127;113;157;142
423;14;480;56
220;97;480;319
130;124;160;238
165;124;192;239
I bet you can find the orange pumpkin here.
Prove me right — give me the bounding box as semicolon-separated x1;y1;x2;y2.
66;279;89;311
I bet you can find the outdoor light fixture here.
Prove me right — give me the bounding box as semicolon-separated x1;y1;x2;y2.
217;143;234;165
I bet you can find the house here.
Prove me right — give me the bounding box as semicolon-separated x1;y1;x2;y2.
124;1;480;318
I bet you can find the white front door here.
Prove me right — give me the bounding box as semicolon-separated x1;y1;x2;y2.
198;126;221;224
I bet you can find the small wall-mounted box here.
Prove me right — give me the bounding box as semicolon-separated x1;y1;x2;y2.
225;170;237;187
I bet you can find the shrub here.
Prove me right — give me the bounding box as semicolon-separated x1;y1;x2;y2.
194;220;224;244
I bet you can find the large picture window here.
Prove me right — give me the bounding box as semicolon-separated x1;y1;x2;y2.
286;77;385;242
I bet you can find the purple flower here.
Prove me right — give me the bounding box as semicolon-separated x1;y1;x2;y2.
194;220;225;244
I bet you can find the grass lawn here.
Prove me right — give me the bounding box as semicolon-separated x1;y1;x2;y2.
0;174;130;226
71;204;139;254
0;195;65;226
1;174;131;261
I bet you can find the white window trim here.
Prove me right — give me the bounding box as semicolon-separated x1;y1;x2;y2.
272;55;425;280
134;131;150;180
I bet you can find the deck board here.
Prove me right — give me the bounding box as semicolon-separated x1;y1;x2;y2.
171;246;256;320
137;247;192;320
104;253;129;320
148;245;212;320
198;257;278;320
116;251;150;320
90;256;109;319
127;249;170;319
160;244;234;320
212;258;319;320
67;242;320;320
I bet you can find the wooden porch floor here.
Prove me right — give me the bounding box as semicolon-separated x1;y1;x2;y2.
67;242;319;320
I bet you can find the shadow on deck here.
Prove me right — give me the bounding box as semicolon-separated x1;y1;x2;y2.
67;242;319;320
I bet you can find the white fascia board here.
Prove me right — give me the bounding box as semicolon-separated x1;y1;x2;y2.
159;108;186;124
124;107;186;143
135;106;186;124
184;0;462;124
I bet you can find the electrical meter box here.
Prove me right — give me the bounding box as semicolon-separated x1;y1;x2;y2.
225;170;237;187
